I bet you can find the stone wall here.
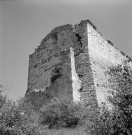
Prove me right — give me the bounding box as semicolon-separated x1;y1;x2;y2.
26;19;132;110
70;47;81;102
74;21;98;109
87;23;132;108
26;23;89;109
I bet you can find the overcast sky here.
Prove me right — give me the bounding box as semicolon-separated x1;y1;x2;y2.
0;0;132;101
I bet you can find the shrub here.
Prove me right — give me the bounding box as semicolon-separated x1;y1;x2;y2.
108;65;132;135
91;65;132;135
39;96;88;129
0;94;41;135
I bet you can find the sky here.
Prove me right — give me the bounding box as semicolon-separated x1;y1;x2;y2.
0;0;132;101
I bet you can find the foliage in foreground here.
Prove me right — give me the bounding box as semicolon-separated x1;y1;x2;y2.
1;64;132;135
38;65;132;135
0;93;41;135
93;65;132;135
39;96;89;129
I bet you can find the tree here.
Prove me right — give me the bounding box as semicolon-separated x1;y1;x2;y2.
108;65;132;135
96;65;132;135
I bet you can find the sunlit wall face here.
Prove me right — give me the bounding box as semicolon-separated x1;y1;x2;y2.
0;0;132;101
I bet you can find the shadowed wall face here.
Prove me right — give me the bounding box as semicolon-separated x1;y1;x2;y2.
26;26;73;109
26;24;85;109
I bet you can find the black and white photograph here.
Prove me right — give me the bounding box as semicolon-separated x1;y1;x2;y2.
0;0;132;134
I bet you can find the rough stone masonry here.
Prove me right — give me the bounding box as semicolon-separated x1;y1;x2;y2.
26;19;132;110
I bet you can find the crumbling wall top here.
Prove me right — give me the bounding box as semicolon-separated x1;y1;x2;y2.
41;24;73;44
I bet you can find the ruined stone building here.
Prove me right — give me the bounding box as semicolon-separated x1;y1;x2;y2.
26;19;132;110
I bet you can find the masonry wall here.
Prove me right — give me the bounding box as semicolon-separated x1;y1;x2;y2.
70;47;81;102
74;21;99;110
26;19;132;110
27;25;73;109
26;23;89;109
87;23;132;108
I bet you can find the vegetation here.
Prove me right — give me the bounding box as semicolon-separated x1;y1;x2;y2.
93;65;132;135
0;64;132;135
39;96;88;129
0;89;40;135
109;65;132;134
